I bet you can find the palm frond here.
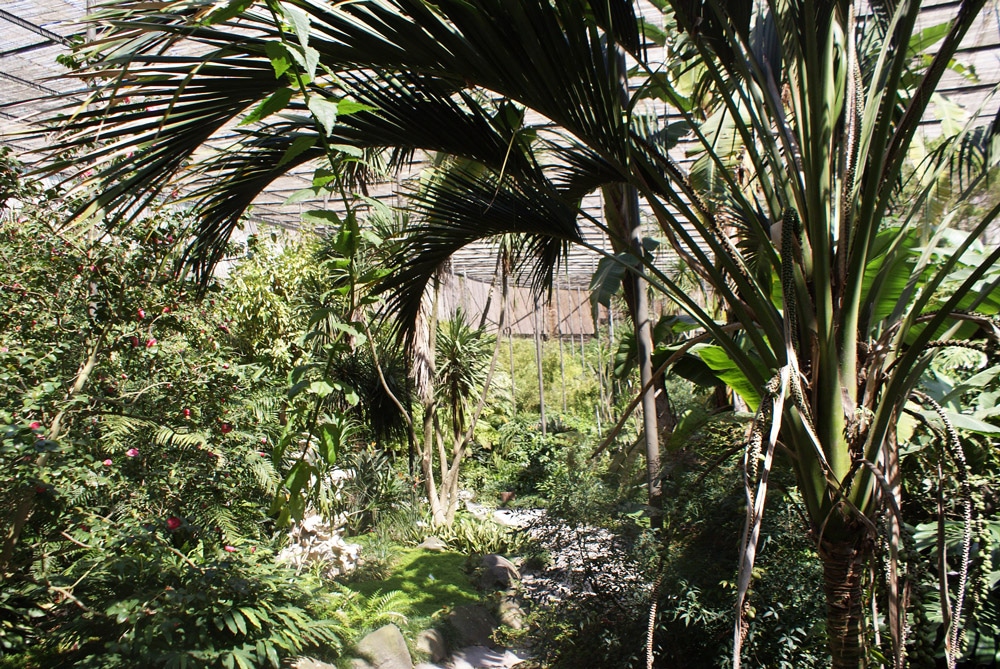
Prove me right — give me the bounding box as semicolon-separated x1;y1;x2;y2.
377;165;581;342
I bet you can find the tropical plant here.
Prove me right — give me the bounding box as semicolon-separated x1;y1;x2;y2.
30;0;1000;666
0;156;361;667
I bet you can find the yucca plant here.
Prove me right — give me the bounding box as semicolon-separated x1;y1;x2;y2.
30;0;1000;665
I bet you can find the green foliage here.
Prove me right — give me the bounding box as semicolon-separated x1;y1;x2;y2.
316;584;409;640
0;191;282;555
335;448;412;535
468;415;598;504
0;156;353;667
516;466;659;669
222;234;316;373
344;548;480;620
436;309;494;423
501;336;605;420
896;347;1000;666
6;528;344;668
429;512;528;557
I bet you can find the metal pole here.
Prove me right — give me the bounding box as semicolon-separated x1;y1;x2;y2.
556;286;567;414
533;296;546;436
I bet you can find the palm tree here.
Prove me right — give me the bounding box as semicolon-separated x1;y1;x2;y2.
29;0;1000;665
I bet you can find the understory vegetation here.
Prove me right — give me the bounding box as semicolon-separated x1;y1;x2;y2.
2;148;996;666
4;0;1000;667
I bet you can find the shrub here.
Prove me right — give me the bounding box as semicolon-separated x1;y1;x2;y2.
2;521;346;668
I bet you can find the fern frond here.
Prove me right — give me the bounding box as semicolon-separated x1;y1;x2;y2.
154;425;210;451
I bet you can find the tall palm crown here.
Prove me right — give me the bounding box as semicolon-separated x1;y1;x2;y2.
34;0;1000;666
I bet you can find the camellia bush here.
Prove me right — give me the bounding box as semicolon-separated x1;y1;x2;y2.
0;155;354;667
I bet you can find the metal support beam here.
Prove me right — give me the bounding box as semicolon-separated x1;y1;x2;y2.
0;9;72;46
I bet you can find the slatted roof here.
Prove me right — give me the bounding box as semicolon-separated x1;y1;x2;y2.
2;1;999;288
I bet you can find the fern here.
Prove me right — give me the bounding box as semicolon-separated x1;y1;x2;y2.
245;391;283;425
326;583;408;637
240;447;280;495
153;425;210;451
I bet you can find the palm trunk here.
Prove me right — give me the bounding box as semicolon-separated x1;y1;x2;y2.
820;535;874;668
603;177;663;528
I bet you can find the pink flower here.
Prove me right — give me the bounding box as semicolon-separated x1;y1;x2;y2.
146;338;157;348
137;308;146;319
224;545;237;553
29;421;41;430
166;516;182;530
249;546;256;554
102;459;113;466
126;448;139;457
257;451;267;457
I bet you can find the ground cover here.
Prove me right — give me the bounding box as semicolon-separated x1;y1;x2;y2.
345;547;481;621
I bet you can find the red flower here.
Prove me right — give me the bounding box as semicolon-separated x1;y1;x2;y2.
220;423;232;435
29;421;41;430
166;516;182;530
137;308;146;319
183;408;191;418
146;338;157;348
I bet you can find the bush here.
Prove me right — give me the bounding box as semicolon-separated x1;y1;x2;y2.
2;522;345;668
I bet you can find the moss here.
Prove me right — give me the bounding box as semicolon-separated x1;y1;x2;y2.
345;547;480;620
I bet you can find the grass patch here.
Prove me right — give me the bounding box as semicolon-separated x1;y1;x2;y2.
345;547;480;619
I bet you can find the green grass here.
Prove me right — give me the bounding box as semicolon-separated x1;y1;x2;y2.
345;547;481;619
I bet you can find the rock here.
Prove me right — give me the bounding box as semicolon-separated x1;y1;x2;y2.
447;605;499;648
417;536;448;552
350;660;373;669
414;664;444;669
277;510;361;578
464;500;490;520
498;595;525;630
415;629;447;662
355;624;414;669
492;508;542;529
293;659;339;669
480;554;520;590
447;646;530;668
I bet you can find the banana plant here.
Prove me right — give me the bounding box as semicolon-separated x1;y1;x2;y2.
30;0;1000;665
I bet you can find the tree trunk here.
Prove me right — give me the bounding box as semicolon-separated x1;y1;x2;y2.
820;535;873;668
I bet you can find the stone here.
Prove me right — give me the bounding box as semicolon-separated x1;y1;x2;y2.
354;624;414;669
414;664;444;669
446;605;499;648
464;500;490;520
447;646;530;669
277;510;361;578
293;659;339;669
480;554;520;590
415;628;447;662
498;595;525;630
417;536;448;552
